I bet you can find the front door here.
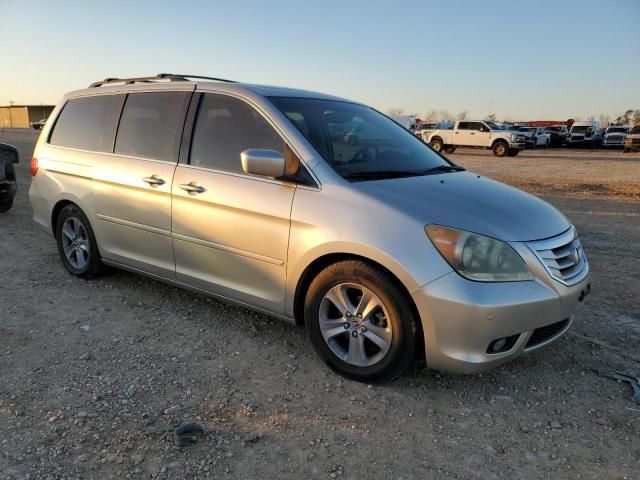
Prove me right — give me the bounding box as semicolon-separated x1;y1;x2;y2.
171;92;295;313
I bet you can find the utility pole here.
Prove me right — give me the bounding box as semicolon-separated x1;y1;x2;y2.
9;100;14;128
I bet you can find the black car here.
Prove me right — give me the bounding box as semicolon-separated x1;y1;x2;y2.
544;125;569;147
0;142;19;212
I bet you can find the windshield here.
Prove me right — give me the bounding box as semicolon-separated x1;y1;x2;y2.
570;126;592;134
484;121;503;130
606;127;627;133
269;97;452;180
519;127;536;132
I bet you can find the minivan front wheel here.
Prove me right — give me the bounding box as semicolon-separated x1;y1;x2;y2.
305;260;418;382
56;205;103;279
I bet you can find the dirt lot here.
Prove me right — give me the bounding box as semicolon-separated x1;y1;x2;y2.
1;129;639;480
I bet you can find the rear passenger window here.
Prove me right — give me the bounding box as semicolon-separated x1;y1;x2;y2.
115;92;189;162
457;122;470;130
49;95;124;152
190;94;285;174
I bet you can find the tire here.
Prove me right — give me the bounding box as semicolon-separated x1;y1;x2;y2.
624;148;630;153
443;146;456;154
429;138;444;153
493;141;509;157
507;150;519;157
0;198;13;213
55;204;103;279
304;260;418;383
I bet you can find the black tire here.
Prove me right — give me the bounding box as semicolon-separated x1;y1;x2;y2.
55;204;103;279
493;141;509;157
507;150;519;157
623;148;630;153
0;199;13;213
304;260;418;383
429;138;444;153
443;146;456;154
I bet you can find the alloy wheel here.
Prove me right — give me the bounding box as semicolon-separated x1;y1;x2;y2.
61;217;90;270
318;283;393;367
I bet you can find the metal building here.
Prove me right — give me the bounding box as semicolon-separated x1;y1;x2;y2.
0;105;55;128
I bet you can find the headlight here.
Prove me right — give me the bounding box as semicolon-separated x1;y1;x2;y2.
425;225;533;282
510;133;518;141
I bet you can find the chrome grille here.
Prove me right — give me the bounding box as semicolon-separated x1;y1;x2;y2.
527;227;588;286
606;135;623;142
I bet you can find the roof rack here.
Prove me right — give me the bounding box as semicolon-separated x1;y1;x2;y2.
89;73;237;88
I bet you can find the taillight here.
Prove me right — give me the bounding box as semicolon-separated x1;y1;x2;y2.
30;157;39;176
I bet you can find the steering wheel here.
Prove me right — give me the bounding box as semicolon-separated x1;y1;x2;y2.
352;145;378;163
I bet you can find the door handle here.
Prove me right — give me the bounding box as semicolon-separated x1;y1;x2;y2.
179;182;206;194
143;175;165;186
470;132;476;135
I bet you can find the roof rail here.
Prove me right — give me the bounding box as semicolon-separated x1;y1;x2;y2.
89;73;237;88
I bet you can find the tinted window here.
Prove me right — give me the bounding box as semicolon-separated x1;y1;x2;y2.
190;94;285;173
49;95;124;152
457;122;470;130
115;92;189;162
469;122;485;131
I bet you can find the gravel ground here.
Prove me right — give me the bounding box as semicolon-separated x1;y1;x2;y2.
1;129;639;480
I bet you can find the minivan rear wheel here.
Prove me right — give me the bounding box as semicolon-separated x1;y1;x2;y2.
304;260;418;382
56;204;103;279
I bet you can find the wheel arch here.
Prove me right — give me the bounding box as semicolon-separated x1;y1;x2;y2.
50;197;94;236
491;138;509;148
291;252;425;357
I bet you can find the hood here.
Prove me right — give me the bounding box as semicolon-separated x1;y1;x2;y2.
605;132;627;138
355;171;570;242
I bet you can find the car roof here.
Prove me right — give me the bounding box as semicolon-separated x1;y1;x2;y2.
64;79;355;104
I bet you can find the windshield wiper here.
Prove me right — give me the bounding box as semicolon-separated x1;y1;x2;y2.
419;164;466;174
343;170;426;180
343;165;465;181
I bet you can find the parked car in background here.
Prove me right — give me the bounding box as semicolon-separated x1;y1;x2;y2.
624;125;640;153
602;125;629;148
514;126;551;148
0;142;19;212
390;114;417;133
566;121;604;147
545;125;569;147
30;119;48;130
28;73;590;381
414;121;453;141
427;120;527;156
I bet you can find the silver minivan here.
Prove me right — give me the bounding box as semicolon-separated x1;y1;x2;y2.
29;74;590;382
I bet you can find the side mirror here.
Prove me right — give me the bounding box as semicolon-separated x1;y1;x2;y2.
241;149;285;178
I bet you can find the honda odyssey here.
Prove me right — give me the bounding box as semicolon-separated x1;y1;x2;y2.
29;74;591;381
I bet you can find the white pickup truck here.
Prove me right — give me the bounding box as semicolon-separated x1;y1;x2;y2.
426;120;527;157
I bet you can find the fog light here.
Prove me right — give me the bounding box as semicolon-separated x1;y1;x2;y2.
487;335;519;354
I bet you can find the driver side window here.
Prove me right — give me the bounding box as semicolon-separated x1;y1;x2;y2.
190;94;285;174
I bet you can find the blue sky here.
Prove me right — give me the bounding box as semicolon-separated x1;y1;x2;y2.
1;0;638;120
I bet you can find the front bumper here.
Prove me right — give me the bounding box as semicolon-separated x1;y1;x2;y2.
411;269;590;373
508;141;526;150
